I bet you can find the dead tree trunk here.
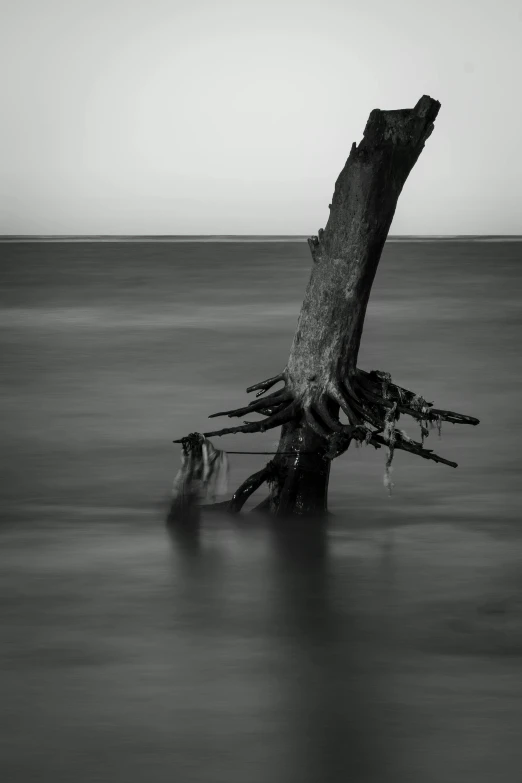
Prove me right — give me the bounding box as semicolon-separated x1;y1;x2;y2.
174;95;479;518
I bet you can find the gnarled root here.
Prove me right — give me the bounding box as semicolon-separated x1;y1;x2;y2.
175;366;479;473
208;388;292;419
231;461;276;513
356;370;479;427
196;371;297;438
204;461;277;514
307;368;479;469
203;401;299;438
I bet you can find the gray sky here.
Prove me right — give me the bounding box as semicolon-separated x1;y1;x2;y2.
1;0;521;235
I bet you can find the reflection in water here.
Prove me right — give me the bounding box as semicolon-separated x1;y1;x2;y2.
164;510;522;782
166;511;202;557
267;518;386;782
1;509;522;781
165;514;397;782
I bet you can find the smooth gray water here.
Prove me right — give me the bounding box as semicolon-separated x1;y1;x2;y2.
1;240;521;781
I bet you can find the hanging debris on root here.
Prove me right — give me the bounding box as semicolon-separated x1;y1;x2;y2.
420;422;430;446
383;464;394;496
324;425;382;460
374;370;393;400
378;373;398;494
403;392;432;445
168;432;229;522
382;402;398;494
410;393;431;412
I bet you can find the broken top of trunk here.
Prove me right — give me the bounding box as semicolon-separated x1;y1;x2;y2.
171;95;479;519
299;95;441;383
316;96;439;263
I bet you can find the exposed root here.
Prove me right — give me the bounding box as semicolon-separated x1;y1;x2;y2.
176;366;476;481
359;371;432;409
304;407;331;439
429;407;478;426
350;396;383;429
328;383;362;425
341;373;362;403
346;369;479;473
212;461;276;513
354;370;479;428
324;425;381;460
370;429;458;468
204;463;277;514
202;400;299;438
209;389;291;419
322;424;457;468
315;398;345;432
246;372;286;397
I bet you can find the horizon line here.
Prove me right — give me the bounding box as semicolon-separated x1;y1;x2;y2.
1;233;522;243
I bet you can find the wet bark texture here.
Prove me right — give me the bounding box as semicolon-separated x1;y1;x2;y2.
265;422;332;518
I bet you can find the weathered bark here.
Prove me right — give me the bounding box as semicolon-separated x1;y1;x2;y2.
286;95;440;403
173;94;480;519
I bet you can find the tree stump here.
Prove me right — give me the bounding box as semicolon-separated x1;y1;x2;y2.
174;95;479;518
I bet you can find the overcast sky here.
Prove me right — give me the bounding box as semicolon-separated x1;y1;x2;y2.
1;0;521;235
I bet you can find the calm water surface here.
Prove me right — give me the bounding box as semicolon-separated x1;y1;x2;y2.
1;240;521;781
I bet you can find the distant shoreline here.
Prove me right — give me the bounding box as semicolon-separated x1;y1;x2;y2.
1;235;522;243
